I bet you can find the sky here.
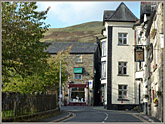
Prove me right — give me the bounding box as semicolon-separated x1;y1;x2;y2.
37;1;141;28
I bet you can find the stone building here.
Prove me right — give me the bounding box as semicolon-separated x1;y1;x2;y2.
100;2;139;110
133;1;164;122
45;42;101;106
147;2;164;121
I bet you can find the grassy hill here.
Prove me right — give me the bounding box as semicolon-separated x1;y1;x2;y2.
41;21;104;43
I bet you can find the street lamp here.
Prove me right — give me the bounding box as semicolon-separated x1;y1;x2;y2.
59;61;62;111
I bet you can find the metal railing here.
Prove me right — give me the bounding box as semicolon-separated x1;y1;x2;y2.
2;92;57;118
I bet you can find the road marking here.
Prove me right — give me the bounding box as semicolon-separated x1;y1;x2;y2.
91;109;109;122
63;112;76;122
104;112;108;121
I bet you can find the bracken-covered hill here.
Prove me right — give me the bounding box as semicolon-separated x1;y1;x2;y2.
41;21;104;43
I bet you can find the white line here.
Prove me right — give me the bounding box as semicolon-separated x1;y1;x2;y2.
104;112;108;121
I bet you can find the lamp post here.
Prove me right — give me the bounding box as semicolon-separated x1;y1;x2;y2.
59;61;62;111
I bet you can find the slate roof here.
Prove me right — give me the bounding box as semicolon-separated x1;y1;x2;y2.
140;2;157;23
44;42;97;54
103;2;138;23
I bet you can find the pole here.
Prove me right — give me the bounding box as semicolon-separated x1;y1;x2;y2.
59;61;61;111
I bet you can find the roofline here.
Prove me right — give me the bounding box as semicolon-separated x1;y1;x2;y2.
104;2;138;22
48;52;95;54
104;20;137;23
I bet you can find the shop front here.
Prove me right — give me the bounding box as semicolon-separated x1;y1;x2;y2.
68;82;89;106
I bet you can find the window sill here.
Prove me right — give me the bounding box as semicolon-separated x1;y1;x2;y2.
118;44;129;46
75;62;83;64
118;74;129;76
101;56;106;58
117;99;129;101
101;78;106;80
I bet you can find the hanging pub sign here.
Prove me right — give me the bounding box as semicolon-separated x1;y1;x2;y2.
134;46;144;62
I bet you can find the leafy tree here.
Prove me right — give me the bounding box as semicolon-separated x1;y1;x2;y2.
2;46;72;94
2;2;50;82
2;2;72;94
43;46;72;90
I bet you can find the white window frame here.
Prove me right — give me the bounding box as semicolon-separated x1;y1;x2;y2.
118;85;128;100
118;62;127;75
118;33;128;45
101;61;106;79
75;55;82;63
101;41;106;57
74;74;82;80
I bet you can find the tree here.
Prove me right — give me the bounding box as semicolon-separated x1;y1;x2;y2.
2;46;71;94
2;2;50;82
2;2;72;94
43;46;72;90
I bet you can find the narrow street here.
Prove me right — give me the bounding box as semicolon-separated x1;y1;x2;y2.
43;106;160;122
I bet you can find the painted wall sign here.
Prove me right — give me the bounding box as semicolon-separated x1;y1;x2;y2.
74;67;83;73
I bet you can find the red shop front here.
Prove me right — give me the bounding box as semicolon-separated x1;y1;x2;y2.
68;82;89;106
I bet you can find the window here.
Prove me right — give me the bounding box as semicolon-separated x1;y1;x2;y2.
118;33;127;45
118;62;127;75
101;62;106;78
101;41;106;57
118;85;128;100
75;55;82;63
75;74;82;79
70;87;85;102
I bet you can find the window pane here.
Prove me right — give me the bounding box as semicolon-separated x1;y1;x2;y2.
119;33;122;37
75;55;82;62
123;34;127;37
101;62;106;78
123;67;127;74
71;91;85;102
124;85;127;89
75;74;82;79
119;85;122;89
119;67;122;74
119;91;122;95
72;87;77;91
123;38;127;44
78;87;84;91
119;38;122;44
123;91;127;95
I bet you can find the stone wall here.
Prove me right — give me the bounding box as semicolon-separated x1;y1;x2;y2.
65;54;94;83
149;2;164;121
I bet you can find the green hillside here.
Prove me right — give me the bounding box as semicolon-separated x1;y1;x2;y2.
41;21;104;43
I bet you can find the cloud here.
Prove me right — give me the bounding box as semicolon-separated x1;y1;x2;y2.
37;1;140;28
37;2;120;26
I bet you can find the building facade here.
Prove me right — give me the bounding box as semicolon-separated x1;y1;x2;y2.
100;2;139;110
133;1;164;122
45;42;101;106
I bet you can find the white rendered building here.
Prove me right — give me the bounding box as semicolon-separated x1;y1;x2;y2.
100;2;139;110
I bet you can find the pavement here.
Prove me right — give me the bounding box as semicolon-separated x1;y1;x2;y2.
43;109;72;122
43;106;161;122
